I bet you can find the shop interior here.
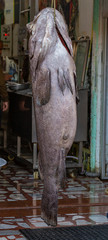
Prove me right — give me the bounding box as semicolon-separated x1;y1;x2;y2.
0;0;108;239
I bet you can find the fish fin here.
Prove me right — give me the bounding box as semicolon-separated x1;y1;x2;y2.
57;68;73;95
73;72;80;104
57;68;66;94
63;69;73;94
36;68;51;106
41;191;58;226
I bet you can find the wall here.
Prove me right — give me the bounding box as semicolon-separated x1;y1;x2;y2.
4;0;14;24
78;0;93;38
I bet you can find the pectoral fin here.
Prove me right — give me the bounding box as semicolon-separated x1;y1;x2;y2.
36;68;51;106
57;68;73;95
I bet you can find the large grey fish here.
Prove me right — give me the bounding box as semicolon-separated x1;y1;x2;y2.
27;7;77;226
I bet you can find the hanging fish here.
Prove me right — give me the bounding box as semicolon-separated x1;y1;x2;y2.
27;7;77;226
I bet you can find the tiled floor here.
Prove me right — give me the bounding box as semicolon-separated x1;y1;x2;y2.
0;156;108;239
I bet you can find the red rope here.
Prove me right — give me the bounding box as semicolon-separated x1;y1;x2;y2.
70;1;73;22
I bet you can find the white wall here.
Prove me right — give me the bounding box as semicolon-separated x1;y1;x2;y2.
4;0;14;24
78;0;93;38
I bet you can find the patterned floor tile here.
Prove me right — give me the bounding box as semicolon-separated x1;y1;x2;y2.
0;159;108;239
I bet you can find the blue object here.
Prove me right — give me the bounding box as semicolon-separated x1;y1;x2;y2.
0;158;7;168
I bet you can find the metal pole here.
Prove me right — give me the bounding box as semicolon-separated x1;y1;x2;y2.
33;142;37;170
90;0;99;172
17;136;21;157
3;130;7;149
35;0;39;15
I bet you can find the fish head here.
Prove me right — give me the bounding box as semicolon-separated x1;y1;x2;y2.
26;8;73;68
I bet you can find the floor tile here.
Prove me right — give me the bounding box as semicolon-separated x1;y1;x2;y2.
0;157;108;238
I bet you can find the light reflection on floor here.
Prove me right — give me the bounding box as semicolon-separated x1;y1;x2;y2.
0;160;108;239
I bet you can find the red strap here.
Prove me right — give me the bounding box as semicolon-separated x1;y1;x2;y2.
70;2;73;22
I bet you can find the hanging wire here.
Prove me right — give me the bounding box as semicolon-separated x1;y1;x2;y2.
51;0;54;8
54;0;56;21
51;0;56;22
